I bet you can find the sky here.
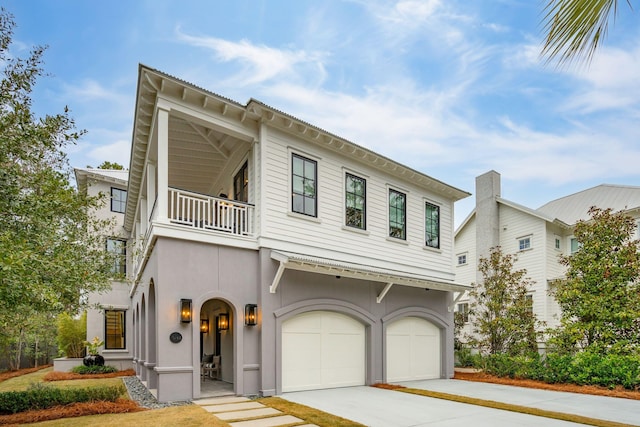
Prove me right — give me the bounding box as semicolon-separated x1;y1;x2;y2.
4;0;640;227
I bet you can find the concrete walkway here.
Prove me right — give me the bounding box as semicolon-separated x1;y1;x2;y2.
282;381;640;426
194;396;318;427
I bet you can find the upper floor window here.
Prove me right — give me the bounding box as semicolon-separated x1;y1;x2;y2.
457;303;469;323
291;154;317;217
388;189;406;240
111;187;127;213
425;202;440;248
518;236;531;251
345;173;366;229
525;294;534;315
457;253;467;265
555;237;561;250
106;238;126;276
104;310;126;350
570;237;580;254
234;162;248;202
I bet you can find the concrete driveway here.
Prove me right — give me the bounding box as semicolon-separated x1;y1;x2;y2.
281;379;640;426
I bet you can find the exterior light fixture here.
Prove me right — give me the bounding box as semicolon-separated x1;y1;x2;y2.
245;304;258;326
180;299;192;323
217;313;229;330
200;319;209;333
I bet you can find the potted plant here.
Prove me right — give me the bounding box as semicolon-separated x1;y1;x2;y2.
83;336;105;366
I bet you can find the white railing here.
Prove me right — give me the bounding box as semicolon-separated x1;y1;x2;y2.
168;188;254;237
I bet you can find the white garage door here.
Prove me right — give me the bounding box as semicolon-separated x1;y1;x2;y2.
282;311;365;392
386;316;440;382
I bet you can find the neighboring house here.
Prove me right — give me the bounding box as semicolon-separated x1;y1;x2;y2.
74;167;133;370
85;65;471;402
454;170;640;341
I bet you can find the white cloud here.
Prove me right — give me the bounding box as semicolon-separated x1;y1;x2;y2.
86;138;131;169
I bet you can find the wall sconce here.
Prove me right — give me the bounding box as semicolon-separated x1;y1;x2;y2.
180;299;192;323
200;319;209;333
245;304;258;326
217;313;229;330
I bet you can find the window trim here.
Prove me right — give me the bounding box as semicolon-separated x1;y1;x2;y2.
457;302;469;323
110;187;127;213
106;238;126;276
290;152;318;218
104;309;126;350
518;235;532;251
457;253;468;266
344;172;367;230
388;188;407;240
424;201;440;249
233;161;249;203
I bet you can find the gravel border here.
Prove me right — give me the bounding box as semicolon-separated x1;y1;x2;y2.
123;376;192;409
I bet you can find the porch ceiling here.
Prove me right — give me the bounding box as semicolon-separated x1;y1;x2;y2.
168;115;248;195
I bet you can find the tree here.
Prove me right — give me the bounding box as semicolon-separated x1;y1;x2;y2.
0;9;113;367
541;0;635;67
551;207;640;355
468;247;540;355
95;161;125;170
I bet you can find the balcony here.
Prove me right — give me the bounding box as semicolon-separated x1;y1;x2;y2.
168;188;254;237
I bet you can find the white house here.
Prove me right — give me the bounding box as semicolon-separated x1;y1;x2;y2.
83;65;471;402
454;170;640;338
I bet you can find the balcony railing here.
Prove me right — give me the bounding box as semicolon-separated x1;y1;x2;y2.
168;188;254;237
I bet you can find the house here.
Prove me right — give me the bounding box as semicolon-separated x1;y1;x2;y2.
74;167;133;371
454;170;640;339
84;65;471;402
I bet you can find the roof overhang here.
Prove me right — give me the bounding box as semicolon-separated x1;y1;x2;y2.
269;251;472;302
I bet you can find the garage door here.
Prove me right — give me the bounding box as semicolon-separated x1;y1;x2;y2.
386;316;440;382
282;311;365;392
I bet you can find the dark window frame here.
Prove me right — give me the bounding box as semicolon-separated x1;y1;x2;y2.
345;173;366;230
110;187;127;213
104;309;126;350
233;161;249;202
388;189;406;240
291;153;317;217
425;202;440;249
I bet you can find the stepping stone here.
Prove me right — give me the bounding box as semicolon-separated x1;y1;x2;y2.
195;396;250;405
230;415;304;427
216;407;281;420
203;401;264;413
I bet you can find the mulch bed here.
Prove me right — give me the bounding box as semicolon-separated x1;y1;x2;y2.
454;371;640;401
43;369;136;381
0;398;145;425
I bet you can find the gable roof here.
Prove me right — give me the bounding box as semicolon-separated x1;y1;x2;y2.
74;167;128;194
537;184;640;224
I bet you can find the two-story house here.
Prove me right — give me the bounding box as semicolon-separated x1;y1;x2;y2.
74;167;133;370
86;65;471;402
454;170;640;341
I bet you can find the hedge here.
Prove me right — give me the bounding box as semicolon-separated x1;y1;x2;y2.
0;383;126;414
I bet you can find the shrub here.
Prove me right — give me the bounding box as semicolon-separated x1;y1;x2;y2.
0;383;125;414
71;365;118;375
455;346;477;368
56;312;87;358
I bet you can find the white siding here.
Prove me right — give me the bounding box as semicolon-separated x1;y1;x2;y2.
260;126;457;278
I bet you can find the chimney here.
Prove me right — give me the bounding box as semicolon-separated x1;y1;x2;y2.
475;171;501;264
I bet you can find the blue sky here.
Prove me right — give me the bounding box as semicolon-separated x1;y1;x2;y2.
5;0;640;226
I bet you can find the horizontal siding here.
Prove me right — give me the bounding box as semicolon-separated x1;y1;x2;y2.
453;217;476;287
260;127;457;278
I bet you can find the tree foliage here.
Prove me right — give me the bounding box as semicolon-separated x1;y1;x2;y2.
551;207;640;355
541;0;635;67
468;247;541;355
95;161;125;170
0;8;113;367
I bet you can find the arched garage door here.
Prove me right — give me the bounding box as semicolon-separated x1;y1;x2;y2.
386;316;440;382
282;311;365;392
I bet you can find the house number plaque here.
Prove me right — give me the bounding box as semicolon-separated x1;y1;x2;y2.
169;332;182;343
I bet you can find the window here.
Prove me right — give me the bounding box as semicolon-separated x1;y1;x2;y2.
555;237;561;250
291;154;317;217
104;310;125;349
106;238;126;275
518;236;531;251
425;202;440;248
345;173;366;229
388;189;406;239
457;253;467;265
457;303;469;323
570;238;580;254
233;162;248;202
525;294;533;315
111;187;127;213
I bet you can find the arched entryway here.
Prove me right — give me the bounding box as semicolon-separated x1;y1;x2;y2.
199;298;234;397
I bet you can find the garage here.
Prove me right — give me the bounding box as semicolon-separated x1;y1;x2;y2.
282;311;365;392
386;316;440;382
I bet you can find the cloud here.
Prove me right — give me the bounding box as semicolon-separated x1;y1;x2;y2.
175;28;327;87
62;79;129;103
85;138;131;169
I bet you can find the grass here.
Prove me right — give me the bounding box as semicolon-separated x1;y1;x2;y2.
258;397;367;427
0;367;125;394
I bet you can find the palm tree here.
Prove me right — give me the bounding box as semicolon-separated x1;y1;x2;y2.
541;0;634;67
